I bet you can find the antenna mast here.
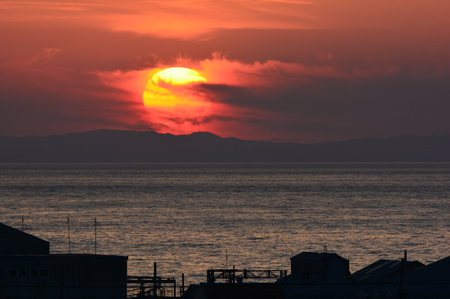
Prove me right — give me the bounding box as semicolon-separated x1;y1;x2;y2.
94;217;97;255
67;216;71;253
225;249;228;268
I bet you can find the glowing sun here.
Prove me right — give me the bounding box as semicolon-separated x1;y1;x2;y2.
141;66;216;134
143;67;207;108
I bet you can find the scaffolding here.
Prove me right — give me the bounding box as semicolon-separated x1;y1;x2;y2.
127;263;186;299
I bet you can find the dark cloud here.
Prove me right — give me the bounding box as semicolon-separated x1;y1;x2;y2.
1;18;450;141
194;71;450;141
194;84;252;104
0;55;150;136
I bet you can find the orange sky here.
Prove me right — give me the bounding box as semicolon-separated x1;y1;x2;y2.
1;1;450;142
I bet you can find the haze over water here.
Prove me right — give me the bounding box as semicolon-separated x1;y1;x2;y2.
1;163;449;282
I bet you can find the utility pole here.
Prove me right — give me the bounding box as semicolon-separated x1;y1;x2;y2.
153;262;158;297
225;249;228;268
94;218;97;255
399;250;409;299
181;273;185;296
67;216;71;253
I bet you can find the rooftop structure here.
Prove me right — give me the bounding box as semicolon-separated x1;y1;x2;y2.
284;252;350;284
409;256;450;282
0;222;49;255
351;259;425;282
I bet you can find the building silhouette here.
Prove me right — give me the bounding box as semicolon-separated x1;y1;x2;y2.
0;222;49;255
351;259;424;283
2;220;450;299
0;222;127;299
185;251;450;299
287;252;350;283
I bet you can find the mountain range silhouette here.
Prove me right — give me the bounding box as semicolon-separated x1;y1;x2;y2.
1;130;449;162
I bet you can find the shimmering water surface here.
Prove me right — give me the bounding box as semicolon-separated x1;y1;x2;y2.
1;163;449;282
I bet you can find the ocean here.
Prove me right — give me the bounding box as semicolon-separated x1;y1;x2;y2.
1;163;449;283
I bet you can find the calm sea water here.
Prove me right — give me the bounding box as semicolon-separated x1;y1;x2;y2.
0;163;449;283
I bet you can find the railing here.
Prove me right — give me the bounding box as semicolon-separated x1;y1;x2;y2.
127;275;178;298
206;268;288;284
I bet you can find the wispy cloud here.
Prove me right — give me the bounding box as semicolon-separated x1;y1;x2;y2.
0;0;316;37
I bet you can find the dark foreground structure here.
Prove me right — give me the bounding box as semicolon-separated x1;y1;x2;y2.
1;221;450;299
0;222;127;299
186;251;450;299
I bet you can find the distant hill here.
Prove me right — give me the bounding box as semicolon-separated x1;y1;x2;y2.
0;130;449;162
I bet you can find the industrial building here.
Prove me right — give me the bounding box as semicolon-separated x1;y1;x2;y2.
185;251;450;299
286;251;350;283
2;220;450;299
0;222;127;299
0;222;49;255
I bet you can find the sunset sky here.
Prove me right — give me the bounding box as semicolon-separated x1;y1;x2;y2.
1;0;449;142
